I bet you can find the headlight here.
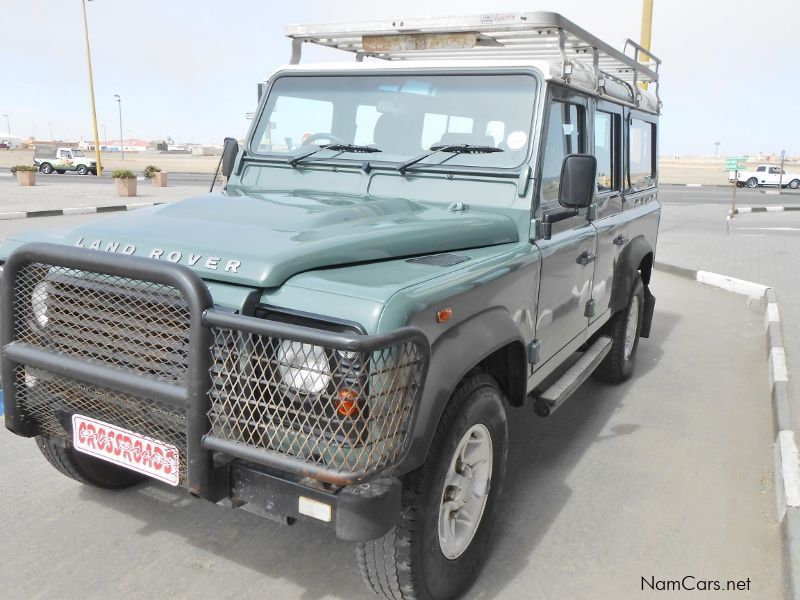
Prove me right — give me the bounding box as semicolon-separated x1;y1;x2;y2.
31;281;49;328
276;340;330;394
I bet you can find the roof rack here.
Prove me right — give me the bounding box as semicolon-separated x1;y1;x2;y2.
286;12;661;111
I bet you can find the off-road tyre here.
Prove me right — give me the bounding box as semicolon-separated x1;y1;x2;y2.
35;435;144;489
746;177;758;188
357;372;508;600
40;163;53;174
76;164;89;175
55;169;66;174
594;272;645;384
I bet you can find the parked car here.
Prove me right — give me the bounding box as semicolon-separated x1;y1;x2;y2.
0;11;662;600
730;164;800;189
33;143;97;175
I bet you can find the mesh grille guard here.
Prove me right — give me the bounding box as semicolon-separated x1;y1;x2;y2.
0;243;429;495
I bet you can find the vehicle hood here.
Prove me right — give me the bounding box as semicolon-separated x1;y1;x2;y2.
36;191;519;288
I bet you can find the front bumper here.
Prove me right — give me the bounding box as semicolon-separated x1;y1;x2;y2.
1;243;427;538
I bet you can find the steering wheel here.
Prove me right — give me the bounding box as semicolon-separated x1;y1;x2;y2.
301;132;346;147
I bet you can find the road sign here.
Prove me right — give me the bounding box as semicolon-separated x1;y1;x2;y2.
725;157;747;170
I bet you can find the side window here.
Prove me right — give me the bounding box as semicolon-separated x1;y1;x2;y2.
594;111;619;192
756;166;766;173
540;101;585;208
258;96;333;153
769;167;781;175
629;118;655;189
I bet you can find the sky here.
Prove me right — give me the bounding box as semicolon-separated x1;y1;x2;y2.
1;0;798;156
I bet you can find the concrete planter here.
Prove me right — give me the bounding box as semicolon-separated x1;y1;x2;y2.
151;172;168;187
115;177;137;197
16;171;36;186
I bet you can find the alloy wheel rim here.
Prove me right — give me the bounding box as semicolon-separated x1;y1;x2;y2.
438;423;493;560
624;296;639;359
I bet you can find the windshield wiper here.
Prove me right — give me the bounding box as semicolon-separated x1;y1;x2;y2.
398;144;503;174
288;143;381;167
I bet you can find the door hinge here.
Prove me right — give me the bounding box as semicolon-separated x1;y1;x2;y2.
527;339;541;364
584;299;596;318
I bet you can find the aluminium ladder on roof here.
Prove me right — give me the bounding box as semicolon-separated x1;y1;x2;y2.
285;12;661;110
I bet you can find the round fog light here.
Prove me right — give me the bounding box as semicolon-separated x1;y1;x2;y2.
276;340;331;394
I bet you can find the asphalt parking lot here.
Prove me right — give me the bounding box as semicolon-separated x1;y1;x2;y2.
0;192;787;599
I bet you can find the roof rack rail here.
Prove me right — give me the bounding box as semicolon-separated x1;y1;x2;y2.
285;12;661;112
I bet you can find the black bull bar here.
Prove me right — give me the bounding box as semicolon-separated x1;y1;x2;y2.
1;243;429;500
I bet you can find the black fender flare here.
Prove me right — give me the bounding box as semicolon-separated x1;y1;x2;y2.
394;307;526;475
610;235;653;314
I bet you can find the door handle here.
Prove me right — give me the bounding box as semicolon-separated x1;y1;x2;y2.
576;251;596;266
613;235;626;247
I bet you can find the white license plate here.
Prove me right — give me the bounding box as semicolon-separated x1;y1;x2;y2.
72;414;180;486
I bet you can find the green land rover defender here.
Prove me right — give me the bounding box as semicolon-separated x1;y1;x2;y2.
0;12;661;600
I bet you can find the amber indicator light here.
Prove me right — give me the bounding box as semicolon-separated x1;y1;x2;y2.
436;307;453;323
336;388;360;417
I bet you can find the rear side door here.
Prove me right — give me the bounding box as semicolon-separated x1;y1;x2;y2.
589;100;625;323
533;87;597;365
756;165;768;185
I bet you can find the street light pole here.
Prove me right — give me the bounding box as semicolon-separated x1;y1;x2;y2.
102;124;107;148
81;0;103;175
114;94;124;160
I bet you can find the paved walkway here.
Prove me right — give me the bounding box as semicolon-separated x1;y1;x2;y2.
0;181;208;214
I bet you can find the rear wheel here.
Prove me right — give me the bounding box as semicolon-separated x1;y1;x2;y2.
357;372;508;600
746;177;758;188
40;163;53;174
789;179;800;190
35;435;144;489
594;272;645;384
76;164;89;175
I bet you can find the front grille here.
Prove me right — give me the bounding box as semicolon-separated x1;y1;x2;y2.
13;263;190;384
207;326;426;479
16;366;188;482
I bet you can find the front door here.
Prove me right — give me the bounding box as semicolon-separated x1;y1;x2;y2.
533;90;597;365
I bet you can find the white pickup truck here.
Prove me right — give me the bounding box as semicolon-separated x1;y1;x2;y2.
33;144;97;175
731;164;800;189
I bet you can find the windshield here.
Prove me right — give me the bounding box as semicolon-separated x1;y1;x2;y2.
251;73;537;170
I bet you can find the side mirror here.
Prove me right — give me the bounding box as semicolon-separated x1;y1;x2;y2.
221;137;239;179
558;154;597;209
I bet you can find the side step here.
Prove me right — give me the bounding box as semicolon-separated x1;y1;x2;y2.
533;336;613;417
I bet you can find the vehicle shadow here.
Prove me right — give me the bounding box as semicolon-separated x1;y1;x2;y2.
77;310;680;600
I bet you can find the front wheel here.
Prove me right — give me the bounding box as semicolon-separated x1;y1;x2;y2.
789;179;800;190
746;177;758;188
357;372;508;600
76;164;89;175
594;272;645;383
35;435;144;489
